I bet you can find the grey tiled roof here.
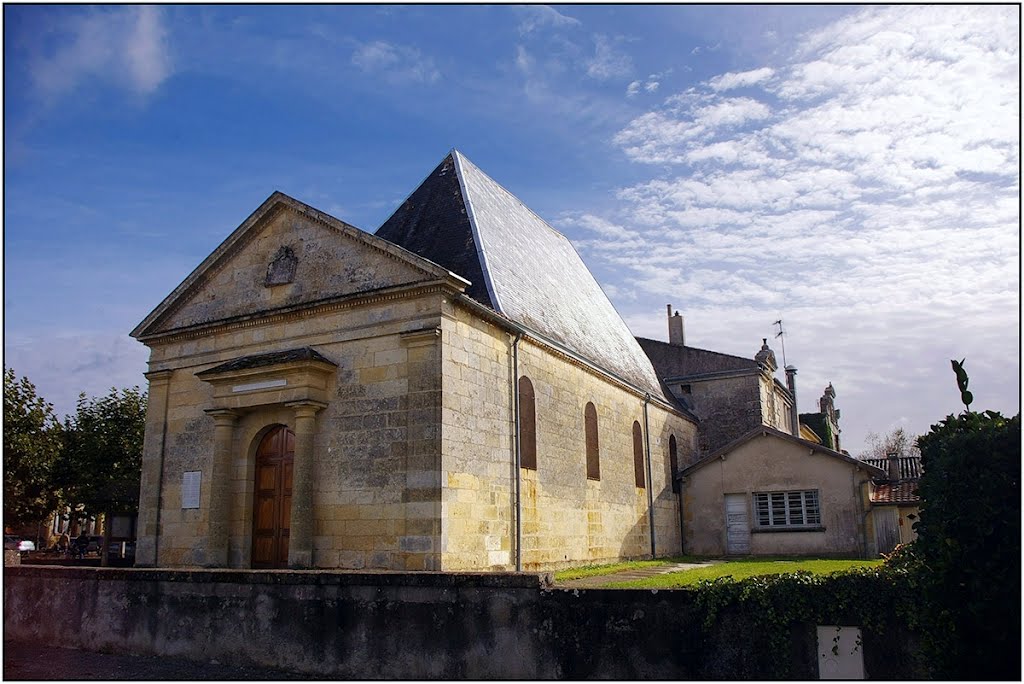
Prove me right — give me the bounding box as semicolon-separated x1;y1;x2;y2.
376;150;669;401
636;337;757;379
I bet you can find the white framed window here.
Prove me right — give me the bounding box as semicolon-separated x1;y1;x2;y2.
753;490;821;528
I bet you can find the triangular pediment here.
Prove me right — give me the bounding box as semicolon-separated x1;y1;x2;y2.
132;192;467;339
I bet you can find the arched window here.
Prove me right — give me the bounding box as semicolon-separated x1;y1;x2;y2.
518;376;537;470
669;434;680;493
633;421;645;488
585;402;600;480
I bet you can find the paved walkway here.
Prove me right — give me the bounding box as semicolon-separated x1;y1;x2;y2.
556;560;721;589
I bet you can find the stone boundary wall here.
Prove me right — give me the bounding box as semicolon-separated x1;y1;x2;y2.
4;566;918;679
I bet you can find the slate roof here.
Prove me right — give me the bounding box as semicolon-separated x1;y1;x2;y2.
636;337;758;380
377;150;669;401
862;455;923;480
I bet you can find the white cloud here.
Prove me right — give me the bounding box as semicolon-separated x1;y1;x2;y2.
517;5;581;35
5;332;149;422
586;35;633;81
694;97;772;128
351;41;440;84
626;72;666;97
709;67;775;91
30;6;172;100
587;5;1019;453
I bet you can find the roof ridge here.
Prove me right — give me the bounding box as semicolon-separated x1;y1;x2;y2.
635;336;757;364
451;150;572;243
452;151;504;312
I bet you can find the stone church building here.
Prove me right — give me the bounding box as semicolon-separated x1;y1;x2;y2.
131;151;698;571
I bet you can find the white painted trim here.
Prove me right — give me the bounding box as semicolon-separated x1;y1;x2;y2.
231;379;287;393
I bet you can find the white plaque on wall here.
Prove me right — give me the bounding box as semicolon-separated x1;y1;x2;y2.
182;471;201;509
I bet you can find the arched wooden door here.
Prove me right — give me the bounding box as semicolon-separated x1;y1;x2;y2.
252;426;294;568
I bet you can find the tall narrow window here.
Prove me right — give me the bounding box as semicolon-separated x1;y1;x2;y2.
518;376;537;470
669;434;679;493
585;402;600;480
632;421;645;488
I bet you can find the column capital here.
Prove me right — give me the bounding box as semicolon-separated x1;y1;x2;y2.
204;408;240;425
285;400;328;418
145;369;174;383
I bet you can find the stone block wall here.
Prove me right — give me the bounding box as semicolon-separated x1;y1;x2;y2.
140;291;447;571
761;376;795;435
678;374;762;456
4;566;926;679
440;304;697;571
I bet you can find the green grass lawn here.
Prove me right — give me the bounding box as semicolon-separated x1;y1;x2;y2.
603;557;883;589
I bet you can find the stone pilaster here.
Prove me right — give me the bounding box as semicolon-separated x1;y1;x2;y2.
135;369;173;567
204;408;239;567
286;400;326;569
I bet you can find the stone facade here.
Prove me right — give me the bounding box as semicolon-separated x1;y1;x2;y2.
800;383;843;452
132;187;696;572
439;305;695;570
638;335;795;457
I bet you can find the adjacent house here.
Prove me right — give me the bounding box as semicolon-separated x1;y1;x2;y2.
130;151;697;572
637;308;798;457
677;426;885;556
639;307;894;558
863;452;923;554
800;384;844;453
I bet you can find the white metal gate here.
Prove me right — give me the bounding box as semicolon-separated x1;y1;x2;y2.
725;494;751;555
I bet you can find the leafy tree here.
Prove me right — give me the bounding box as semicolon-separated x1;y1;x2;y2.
911;401;1020;677
3;368;63;529
58;387;146;563
859;426;920;461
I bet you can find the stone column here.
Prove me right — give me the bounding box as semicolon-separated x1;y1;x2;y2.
286;401;325;569
135;369;173;567
204;408;239;568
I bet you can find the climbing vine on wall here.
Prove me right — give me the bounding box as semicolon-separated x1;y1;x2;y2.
690;554;924;678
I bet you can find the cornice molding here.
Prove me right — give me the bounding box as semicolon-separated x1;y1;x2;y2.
139;281;457;346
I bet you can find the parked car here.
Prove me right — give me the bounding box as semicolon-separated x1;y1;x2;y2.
4;535;35;554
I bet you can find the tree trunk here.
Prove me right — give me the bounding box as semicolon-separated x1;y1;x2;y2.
100;513;112;567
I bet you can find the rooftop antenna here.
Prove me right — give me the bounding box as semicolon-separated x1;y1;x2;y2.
773;319;788;369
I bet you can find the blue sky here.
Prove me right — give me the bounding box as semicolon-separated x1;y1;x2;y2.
4;5;1019;455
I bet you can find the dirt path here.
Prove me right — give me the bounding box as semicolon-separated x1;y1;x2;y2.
556;560;722;589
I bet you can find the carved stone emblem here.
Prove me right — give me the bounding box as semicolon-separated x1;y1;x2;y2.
265;246;298;286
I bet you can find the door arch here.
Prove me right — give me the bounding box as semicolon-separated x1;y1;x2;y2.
251;425;294;568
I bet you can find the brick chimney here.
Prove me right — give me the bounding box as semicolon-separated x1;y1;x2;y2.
785;365;798;435
887;451;900;481
667;304;685;346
